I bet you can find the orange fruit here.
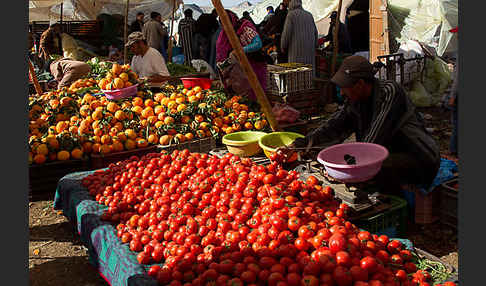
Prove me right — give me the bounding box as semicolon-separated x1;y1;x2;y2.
124;139;136;150
33;154;46;164
154;121;164;129
92;110;103;121
175;134;185;143
147;134;159;144
82;142;93;153
98;78;108;90
112;140;124;152
71;148;83;159
46;138;59;150
57;150;70;161
125;129;137;140
144;99;155;107
116;132;127;142
132;97;144;107
107;102;119;113
111;63;122;76
124;81;133;88
91;143;101;154
113;78;124;89
119;72;129;82
164;117;175;125
101;135;112;145
185;133;194;141
55;121;69;133
79;105;91;117
92;135;101;144
141;107;154;118
154;93;165;102
154;105;165;115
159;135;171;146
136;138;149;148
100;144;111;154
147;116;157;125
131;106;143;115
36;144;49;156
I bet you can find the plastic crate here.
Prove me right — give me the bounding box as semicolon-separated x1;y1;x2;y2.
157;137;216;154
352;195;408;237
439;178;458;230
267;64;314;96
90;145;159;170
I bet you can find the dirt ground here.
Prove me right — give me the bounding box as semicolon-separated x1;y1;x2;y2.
28;105;458;285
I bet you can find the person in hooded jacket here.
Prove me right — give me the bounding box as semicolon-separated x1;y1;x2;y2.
280;0;318;73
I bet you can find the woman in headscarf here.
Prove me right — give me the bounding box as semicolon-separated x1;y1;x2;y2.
216;10;267;101
281;0;318;74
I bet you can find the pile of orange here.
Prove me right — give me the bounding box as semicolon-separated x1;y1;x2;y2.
98;63;138;91
29;73;269;165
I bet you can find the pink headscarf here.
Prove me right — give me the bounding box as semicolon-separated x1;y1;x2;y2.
216;10;259;62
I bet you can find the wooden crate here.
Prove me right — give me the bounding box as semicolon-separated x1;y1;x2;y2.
269;89;325;117
267;64;314;96
158;137;217;154
90;145;159;170
29;159;91;196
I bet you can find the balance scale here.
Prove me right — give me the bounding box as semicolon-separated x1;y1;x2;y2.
209;148;382;212
292;160;382;212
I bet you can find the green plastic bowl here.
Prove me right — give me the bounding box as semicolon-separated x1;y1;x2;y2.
222;131;267;157
258;132;305;161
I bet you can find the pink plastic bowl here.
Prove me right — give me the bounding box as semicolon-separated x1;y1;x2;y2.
180;78;212;90
101;84;138;100
317;142;389;183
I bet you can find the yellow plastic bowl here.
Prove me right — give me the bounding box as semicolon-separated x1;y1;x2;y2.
258;132;305;161
222;131;267;157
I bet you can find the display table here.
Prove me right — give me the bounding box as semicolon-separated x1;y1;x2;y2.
53;170;158;286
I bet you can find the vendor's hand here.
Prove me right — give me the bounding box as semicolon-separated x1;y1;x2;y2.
274;143;298;163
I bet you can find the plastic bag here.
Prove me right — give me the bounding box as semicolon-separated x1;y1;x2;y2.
172;54;185;65
397;40;424;85
272;102;300;124
408;80;432;107
217;53;253;98
191;59;217;80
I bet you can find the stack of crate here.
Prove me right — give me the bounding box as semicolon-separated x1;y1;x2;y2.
266;64;323;117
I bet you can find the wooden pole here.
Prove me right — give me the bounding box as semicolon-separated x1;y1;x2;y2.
168;0;177;63
28;60;43;95
123;0;130;64
211;0;280;131
60;2;63;30
326;0;343;105
330;0;343;76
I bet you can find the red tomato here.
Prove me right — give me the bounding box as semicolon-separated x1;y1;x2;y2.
329;233;347;253
360;256;378;274
301;275;319;286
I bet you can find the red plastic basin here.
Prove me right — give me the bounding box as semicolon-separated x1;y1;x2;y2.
317;142;389;183
180;77;212;90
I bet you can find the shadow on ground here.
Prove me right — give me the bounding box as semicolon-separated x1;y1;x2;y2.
29;221;83;245
29;256;107;286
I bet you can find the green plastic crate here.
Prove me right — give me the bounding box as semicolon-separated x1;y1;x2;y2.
353;195;408;237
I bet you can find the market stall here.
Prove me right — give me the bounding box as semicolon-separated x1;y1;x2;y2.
51;144;459;286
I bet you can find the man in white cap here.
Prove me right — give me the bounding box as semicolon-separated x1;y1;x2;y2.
126;31;170;83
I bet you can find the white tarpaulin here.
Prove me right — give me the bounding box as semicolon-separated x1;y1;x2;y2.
387;0;458;56
29;0;182;23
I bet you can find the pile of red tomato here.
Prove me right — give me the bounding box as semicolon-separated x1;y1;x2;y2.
82;150;457;286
